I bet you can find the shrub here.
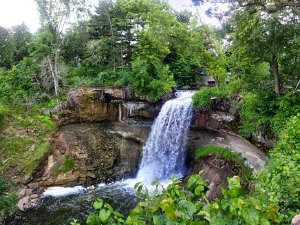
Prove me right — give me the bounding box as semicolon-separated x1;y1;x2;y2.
192;87;228;109
239;90;277;137
254;114;300;223
0;176;18;217
73;174;272;225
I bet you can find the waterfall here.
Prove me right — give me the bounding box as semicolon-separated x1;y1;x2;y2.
136;91;194;183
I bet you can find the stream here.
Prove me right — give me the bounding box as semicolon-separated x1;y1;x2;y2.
4;91;194;225
4;182;139;225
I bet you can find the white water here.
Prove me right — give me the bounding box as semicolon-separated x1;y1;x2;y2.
43;186;87;197
135;91;194;184
43;91;194;197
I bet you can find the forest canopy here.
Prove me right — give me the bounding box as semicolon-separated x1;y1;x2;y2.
0;0;299;224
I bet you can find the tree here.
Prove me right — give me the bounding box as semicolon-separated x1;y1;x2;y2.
10;23;32;65
35;0;90;96
0;26;13;69
130;0;177;100
228;0;300;95
61;21;90;66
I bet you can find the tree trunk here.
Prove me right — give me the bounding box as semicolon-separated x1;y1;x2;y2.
48;57;59;97
271;55;280;95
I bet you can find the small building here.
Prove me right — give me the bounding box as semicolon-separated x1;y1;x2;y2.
202;75;215;86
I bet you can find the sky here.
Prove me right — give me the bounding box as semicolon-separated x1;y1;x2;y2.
0;0;225;33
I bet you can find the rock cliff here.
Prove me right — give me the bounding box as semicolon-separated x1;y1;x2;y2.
30;88;266;189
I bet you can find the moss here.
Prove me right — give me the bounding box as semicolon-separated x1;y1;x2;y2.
0;105;56;183
195;145;252;188
25;141;51;175
55;155;75;175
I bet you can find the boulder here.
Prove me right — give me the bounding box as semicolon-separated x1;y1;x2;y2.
292;215;300;225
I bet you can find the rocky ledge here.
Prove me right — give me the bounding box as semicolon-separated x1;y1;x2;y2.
50;87;157;125
16;87;268;211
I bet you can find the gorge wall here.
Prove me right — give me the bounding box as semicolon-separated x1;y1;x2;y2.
30;88;266;189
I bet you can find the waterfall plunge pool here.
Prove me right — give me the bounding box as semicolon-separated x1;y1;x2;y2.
5;91;195;225
4;182;139;225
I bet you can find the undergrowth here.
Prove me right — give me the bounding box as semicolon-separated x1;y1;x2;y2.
0;104;56;183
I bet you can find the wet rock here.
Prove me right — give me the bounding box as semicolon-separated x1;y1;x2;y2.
31;123;150;187
28;183;39;190
30;194;38;199
292;215;300;225
19;189;26;197
25;189;32;196
50;88;154;126
184;154;241;201
17;196;30;211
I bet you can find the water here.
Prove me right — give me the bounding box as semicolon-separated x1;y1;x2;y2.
4;182;139;225
136;91;194;183
5;91;194;224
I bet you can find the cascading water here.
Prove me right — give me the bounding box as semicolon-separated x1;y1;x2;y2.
5;91;195;225
136;91;194;183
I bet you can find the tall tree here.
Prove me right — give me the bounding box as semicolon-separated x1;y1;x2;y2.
0;26;13;69
35;0;90;96
10;23;32;64
228;0;300;95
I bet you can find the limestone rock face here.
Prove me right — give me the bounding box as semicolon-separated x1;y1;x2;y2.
50;87;155;126
34;123;150;187
29;89;267;189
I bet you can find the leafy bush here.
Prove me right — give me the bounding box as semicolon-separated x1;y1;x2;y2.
192;87;228;109
271;92;300;133
74;174;272;225
239;90;277;137
240;91;300;138
0;176;18;217
254;114;300;223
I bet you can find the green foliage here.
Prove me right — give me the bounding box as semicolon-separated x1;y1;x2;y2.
195;146;252;187
55;155;75;175
202;176;272;225
0;106;55;182
77;174;271;225
254;114;300;223
0;176;18;217
131;58;175;102
239;91;276;137
192;87;228;110
271;92;300;133
0;102;9;127
240;91;300;137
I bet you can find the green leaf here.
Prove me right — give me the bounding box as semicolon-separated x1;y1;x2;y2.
93;200;103;210
179;200;196;217
194;185;204;195
242;207;260;225
134;182;142;190
260;218;271;225
153;214;166;225
99;209;111;222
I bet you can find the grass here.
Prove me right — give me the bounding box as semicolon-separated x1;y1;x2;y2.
0;104;56;183
195;145;252;188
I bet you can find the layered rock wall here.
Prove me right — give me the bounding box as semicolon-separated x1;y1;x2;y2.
51;88;155;125
31;88;267;188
